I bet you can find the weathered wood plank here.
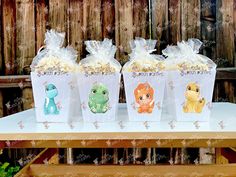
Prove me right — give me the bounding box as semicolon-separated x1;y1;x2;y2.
214;81;236;102
133;0;149;38
35;0;49;52
181;0;201;40
68;0;83;61
2;0;16;75
15;0;35;115
234;0;236;67
115;0;133;103
201;0;216;18
215;0;235;104
168;0;181;44
16;0;35;74
216;0;235;66
83;0;102;41
201;20;216;61
115;0;133;64
102;0;115;39
0;0;3;118
200;0;216;60
49;0;68;43
28;164;236;177
151;0;169;53
0;0;2;75
0;90;3;118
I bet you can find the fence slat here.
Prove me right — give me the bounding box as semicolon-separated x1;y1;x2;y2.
0;0;2;74
215;0;235;103
35;0;49;52
49;0;68;42
133;0;149;38
152;0;169;53
169;0;181;44
15;0;35;114
181;0;201;40
2;0;16;75
16;0;35;74
83;0;102;41
216;0;235;66
0;0;2;117
68;0;84;61
115;0;133;64
102;0;115;39
234;0;236;67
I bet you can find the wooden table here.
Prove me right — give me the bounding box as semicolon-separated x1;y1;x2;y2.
1;103;236;177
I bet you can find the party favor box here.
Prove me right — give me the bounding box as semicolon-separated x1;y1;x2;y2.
162;38;216;122
31;72;79;123
77;72;121;122
123;71;166;121
168;69;216;122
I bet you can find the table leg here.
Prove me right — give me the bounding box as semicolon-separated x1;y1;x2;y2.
66;148;73;165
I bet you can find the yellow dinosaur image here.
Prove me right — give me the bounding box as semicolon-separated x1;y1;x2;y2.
183;82;205;113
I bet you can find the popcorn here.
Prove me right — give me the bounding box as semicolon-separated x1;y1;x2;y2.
78;61;117;75
162;38;216;71
34;56;79;74
122;38;167;122
125;60;165;72
77;38;121;122
123;38;165;72
78;39;121;74
162;38;217;122
30;29;78;74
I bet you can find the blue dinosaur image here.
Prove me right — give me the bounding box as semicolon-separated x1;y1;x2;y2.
44;84;59;115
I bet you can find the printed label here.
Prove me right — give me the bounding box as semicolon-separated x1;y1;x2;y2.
88;83;109;113
182;82;205;113
134;82;154;113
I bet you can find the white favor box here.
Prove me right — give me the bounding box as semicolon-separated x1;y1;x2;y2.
166;69;216;122
77;72;121;122
31;72;80;123
123;72;166;121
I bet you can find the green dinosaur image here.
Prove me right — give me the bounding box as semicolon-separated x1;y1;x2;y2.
88;83;109;113
44;83;59;115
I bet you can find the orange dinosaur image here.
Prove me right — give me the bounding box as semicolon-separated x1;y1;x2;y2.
183;82;205;113
134;82;154;113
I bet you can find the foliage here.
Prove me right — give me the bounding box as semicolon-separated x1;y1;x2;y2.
0;162;20;177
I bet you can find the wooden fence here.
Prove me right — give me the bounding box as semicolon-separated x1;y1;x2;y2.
0;0;235;118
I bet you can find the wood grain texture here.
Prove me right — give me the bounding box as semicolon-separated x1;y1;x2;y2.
0;0;3;118
133;0;149;38
102;0;115;39
35;0;49;52
168;0;181;44
49;0;68;43
234;0;236;67
0;0;2;74
151;0;169;53
2;0;16;75
181;0;201;40
68;0;83;61
215;0;236;104
216;0;235;66
68;0;83;60
0;91;3;118
16;0;35;74
27;164;236;177
83;0;102;41
15;0;35;114
115;0;133;64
